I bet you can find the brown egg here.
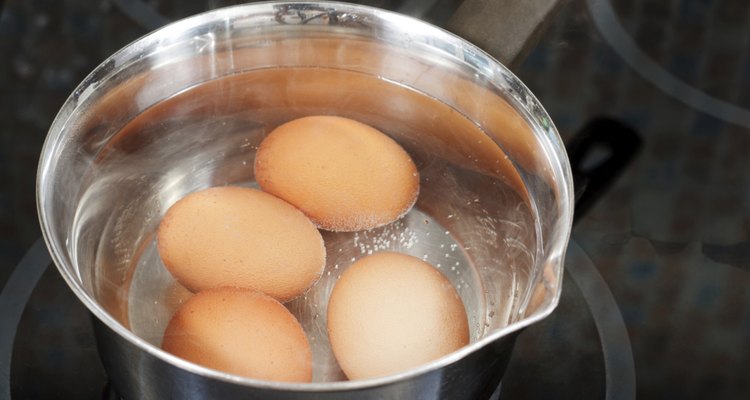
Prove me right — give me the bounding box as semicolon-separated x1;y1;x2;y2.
157;186;325;302
327;252;469;380
162;287;312;382
254;116;419;232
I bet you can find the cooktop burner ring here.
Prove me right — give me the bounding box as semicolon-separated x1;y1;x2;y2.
1;238;634;399
586;0;750;129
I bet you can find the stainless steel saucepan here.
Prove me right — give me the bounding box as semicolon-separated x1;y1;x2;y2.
37;2;573;399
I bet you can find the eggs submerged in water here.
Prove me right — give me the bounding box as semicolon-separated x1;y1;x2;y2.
327;252;470;380
254;115;420;232
156;116;468;383
157;186;325;302
161;287;312;382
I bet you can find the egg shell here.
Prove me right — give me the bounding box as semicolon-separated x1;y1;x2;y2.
327;252;469;380
254;115;419;232
162;287;312;382
157;186;325;302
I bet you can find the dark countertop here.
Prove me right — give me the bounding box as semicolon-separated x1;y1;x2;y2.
2;0;749;399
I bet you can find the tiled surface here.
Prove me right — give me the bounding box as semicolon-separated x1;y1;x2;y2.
1;0;750;399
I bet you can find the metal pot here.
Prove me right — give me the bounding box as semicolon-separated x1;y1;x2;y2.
37;2;573;399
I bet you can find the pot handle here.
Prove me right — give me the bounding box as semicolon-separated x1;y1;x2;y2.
446;0;567;68
448;4;640;222
566;117;641;224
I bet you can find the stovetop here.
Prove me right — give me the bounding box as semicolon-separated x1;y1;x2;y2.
4;238;628;399
2;1;750;399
